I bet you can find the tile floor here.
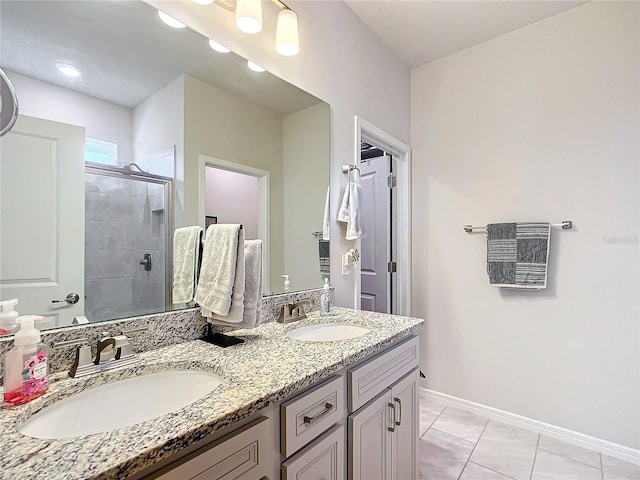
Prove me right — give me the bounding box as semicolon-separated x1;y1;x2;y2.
418;390;640;480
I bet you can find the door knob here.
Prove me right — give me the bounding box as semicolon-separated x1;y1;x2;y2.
52;293;80;305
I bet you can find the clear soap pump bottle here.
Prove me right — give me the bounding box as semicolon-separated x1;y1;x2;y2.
320;278;333;316
0;299;20;335
3;315;49;405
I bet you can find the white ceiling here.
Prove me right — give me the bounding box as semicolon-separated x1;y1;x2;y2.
345;0;588;68
0;1;320;114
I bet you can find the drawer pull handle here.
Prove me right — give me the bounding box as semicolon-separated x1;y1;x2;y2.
394;397;402;426
388;403;397;432
303;402;333;425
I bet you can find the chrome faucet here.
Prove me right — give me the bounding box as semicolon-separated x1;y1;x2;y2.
276;299;312;324
69;333;137;378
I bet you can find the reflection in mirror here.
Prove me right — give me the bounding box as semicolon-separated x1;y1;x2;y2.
0;0;330;334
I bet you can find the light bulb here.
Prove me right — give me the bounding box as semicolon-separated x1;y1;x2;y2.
235;0;262;34
192;0;214;4
158;10;186;29
275;9;299;56
247;60;265;72
208;39;231;53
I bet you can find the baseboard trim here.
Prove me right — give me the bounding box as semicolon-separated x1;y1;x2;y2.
421;388;640;466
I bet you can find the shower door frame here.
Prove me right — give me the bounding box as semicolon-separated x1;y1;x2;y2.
85;162;174;313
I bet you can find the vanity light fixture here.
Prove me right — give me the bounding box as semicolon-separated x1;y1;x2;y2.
193;0;300;56
208;39;231;53
275;8;298;56
56;63;82;78
158;10;186;29
235;0;262;34
247;60;266;72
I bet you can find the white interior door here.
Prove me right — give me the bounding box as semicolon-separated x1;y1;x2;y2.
0;115;85;329
360;155;390;313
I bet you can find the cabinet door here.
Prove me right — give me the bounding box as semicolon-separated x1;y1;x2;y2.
156;417;271;480
391;369;419;480
348;389;393;480
282;424;345;480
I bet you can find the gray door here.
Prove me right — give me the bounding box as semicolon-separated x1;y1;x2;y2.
360;155;393;313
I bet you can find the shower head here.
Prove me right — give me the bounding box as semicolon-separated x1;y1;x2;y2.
120;163;146;174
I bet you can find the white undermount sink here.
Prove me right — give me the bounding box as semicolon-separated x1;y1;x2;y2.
286;323;370;342
18;370;223;439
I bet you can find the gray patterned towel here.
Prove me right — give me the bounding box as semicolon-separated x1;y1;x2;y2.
487;223;551;289
318;239;330;274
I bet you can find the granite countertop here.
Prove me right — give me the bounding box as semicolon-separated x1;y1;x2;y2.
0;308;424;480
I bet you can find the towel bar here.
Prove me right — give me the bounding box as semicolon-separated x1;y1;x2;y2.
464;221;572;233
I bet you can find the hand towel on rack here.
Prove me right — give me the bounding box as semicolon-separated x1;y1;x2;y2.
195;224;244;317
322;185;331;241
172;226;204;305
337;168;363;240
487;222;551;289
210;239;263;329
318;239;330;275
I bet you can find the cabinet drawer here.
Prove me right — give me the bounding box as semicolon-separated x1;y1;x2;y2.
282;424;345;480
156;416;270;480
281;375;344;458
348;336;418;412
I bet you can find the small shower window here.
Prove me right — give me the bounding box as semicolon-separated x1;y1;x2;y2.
85;138;118;166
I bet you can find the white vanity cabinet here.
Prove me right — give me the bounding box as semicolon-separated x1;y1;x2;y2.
139;334;419;480
153;416;276;480
347;336;419;480
280;375;346;479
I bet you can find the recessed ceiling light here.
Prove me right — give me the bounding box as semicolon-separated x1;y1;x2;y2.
158;10;186;29
208;39;231;53
247;60;265;73
56;63;82;78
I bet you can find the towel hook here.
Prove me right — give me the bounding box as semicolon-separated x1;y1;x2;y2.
341;164;360;174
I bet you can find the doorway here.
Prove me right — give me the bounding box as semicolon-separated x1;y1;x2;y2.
198;155;271;293
360;147;398;314
355;117;411;316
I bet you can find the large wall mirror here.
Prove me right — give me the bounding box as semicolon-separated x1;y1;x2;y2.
0;0;330;334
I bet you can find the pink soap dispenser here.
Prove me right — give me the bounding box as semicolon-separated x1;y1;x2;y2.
3;315;49;405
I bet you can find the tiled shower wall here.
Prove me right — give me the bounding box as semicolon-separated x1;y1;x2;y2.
85;173;166;322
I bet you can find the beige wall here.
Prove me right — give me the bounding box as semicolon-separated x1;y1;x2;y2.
133;76;185;225
143;0;411;308
182;75;284;289
283;103;330;292
9;71;134;164
411;2;639;448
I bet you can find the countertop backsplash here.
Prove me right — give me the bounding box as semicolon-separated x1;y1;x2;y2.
0;287;329;383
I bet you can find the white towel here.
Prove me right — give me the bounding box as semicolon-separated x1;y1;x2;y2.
211;240;263;329
195;224;244;318
322;185;331;241
172;226;203;305
337;168;363;240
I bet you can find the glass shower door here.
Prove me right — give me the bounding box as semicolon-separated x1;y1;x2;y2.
84;166;171;322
